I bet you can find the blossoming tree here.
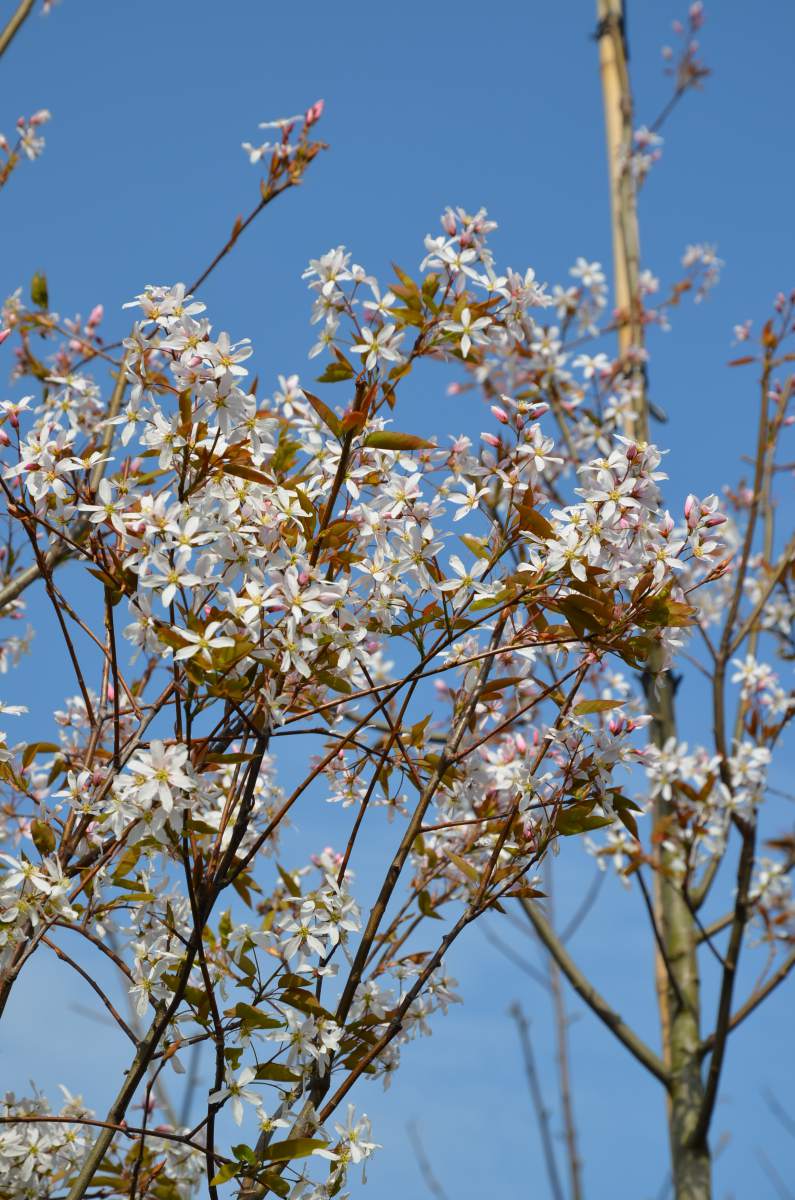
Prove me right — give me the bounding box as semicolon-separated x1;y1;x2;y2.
474;5;793;1199
0;4;790;1200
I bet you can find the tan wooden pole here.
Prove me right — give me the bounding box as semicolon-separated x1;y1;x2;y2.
595;6;712;1196
596;0;648;443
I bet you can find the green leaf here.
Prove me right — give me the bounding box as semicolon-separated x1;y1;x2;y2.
258;1171;291;1197
418;888;443;919
31;271;49;309
264;1138;328;1162
30;819;56;855
316;362;355;384
233;1143;257;1164
573;698;624;716
254;1062;301;1083
278;988;334;1019
557;805;613;836
210;1162;240;1185
363;431;434;451
277;863;302;897
233;1002;283;1030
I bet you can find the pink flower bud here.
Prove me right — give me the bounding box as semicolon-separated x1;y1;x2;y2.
0;328;11;346
304;99;324;127
515;733;527;754
490;404;509;424
689;2;704;29
704;514;727;527
481;432;500;447
297;570;310;586
442;210;457;236
0;429;9;447
625;442;638;460
446;381;463;396
88;304;104;327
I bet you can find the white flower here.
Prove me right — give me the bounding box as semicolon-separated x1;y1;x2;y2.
208;1067;259;1126
442;307;492;358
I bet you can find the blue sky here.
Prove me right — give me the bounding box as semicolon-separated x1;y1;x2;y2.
2;1;794;1197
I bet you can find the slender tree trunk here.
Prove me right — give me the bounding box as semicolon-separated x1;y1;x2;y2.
595;4;710;1196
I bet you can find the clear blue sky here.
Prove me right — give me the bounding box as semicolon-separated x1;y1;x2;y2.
2;2;794;1197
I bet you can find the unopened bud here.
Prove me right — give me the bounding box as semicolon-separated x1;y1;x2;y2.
304;99;324;127
481;432;500;447
490;404;509;424
442;210;457;236
0;328;11;346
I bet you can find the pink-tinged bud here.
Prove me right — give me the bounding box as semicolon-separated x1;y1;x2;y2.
0;430;9;447
189;354;203;368
446;381;463;396
528;402;550;418
30;109;51;126
92;768;105;787
515;733;527;754
775;292;786;313
0;328;11;346
88;304;104;327
625;442;638;460
705;513;727;527
684;493;696;519
130;457;142;472
532;728;540;746
24;461;38;471
689;1;704;29
609;716;625;735
297;570;311;586
672;19;684;33
490;404;509;424
784;415;795;426
442;210;457;236
515;414;525;431
304;99;324;127
107;684;115;702
481;432;500;447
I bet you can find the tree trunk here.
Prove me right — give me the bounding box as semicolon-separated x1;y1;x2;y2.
662;877;711;1199
595;4;712;1195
